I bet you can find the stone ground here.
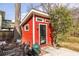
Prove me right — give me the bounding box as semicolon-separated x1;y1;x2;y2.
41;46;79;56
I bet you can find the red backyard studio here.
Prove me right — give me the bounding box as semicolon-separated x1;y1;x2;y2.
20;9;53;47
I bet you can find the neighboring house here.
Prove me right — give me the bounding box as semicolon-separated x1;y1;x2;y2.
0;11;5;30
0;10;14;31
20;9;53;47
0;10;15;41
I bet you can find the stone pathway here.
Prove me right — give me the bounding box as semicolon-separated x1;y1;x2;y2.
42;46;79;56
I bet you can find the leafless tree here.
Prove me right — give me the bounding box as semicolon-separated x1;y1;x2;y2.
14;3;21;42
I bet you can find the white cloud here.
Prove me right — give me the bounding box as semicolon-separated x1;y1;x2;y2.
38;7;44;11
21;12;28;21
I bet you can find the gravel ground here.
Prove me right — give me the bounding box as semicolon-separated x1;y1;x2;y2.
42;46;79;56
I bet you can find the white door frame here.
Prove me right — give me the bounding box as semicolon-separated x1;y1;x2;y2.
39;23;48;45
33;14;35;44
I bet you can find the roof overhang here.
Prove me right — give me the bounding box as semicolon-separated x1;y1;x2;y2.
20;9;50;26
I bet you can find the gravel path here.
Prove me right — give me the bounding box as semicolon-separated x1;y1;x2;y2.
42;46;79;56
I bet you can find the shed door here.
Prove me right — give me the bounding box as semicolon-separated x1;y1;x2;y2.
40;24;46;45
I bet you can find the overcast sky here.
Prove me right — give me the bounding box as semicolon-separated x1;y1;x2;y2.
0;3;79;21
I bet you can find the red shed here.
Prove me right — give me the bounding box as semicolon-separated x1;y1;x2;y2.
20;9;53;47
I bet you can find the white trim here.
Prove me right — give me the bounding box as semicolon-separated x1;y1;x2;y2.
33;14;35;44
20;9;49;26
24;24;29;31
36;17;44;22
39;23;48;45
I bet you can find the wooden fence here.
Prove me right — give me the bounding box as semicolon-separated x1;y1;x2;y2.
0;31;14;42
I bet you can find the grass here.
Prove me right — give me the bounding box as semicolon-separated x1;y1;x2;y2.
58;36;79;52
63;36;79;43
59;42;79;52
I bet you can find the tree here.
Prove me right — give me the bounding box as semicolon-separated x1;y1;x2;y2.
49;5;72;46
41;3;73;46
41;3;58;13
14;3;21;42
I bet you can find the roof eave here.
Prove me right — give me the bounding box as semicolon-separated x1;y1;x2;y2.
20;9;50;26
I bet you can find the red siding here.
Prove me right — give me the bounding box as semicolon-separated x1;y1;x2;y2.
21;17;33;47
21;14;53;47
34;15;53;46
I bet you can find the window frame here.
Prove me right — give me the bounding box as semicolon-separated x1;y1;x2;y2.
36;17;44;22
24;24;29;31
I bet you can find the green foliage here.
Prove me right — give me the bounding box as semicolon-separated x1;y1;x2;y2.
49;6;73;44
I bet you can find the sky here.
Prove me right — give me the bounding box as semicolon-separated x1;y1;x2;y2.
0;3;15;20
0;3;33;21
0;3;79;21
0;3;40;21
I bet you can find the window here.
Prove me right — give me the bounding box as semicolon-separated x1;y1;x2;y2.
24;24;29;31
36;17;44;22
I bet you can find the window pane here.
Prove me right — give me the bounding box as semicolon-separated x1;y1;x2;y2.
40;25;46;44
24;24;29;31
26;26;28;30
36;17;44;22
37;18;42;21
